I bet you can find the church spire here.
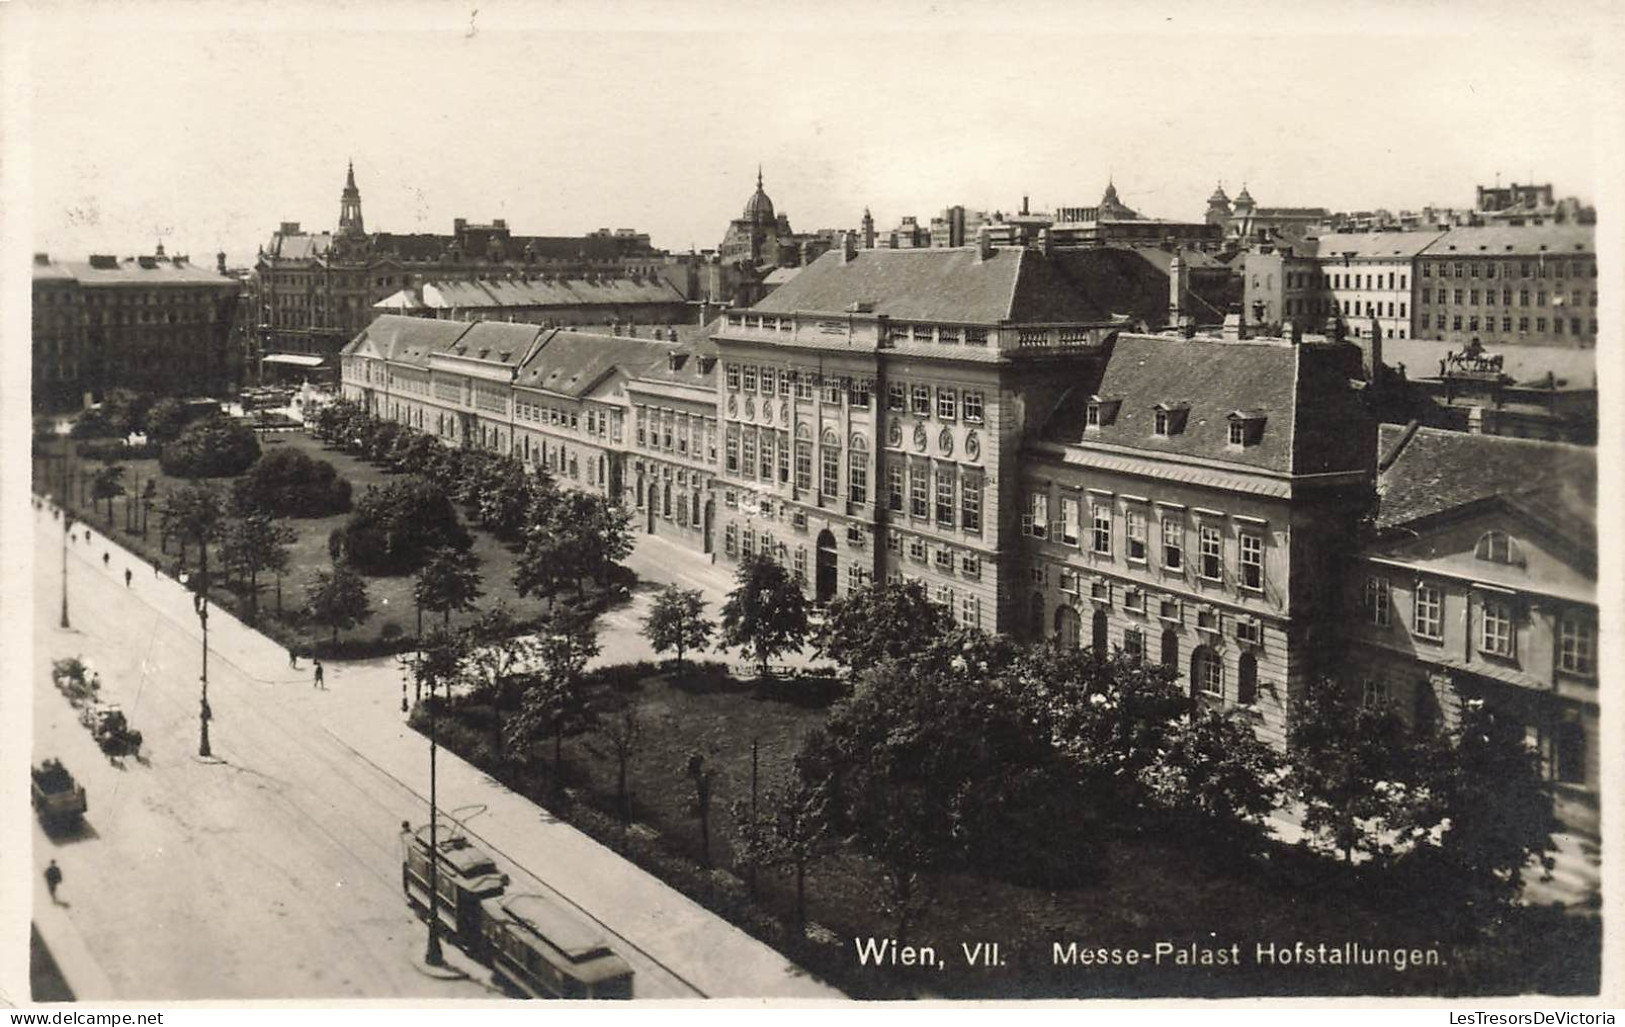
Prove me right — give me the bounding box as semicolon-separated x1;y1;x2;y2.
339;160;365;236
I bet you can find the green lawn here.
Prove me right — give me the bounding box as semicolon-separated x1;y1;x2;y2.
35;431;575;653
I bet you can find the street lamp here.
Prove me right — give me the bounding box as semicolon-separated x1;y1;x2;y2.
422;646;443;967
58;427;71;629
180;571;213;758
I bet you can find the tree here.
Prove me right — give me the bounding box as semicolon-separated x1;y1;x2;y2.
1142;707;1285;857
1286;677;1440;864
717;553;810;679
304;559;373;645
414;546;483;631
219;509;294;619
642;586;713;677
334;478;471;576
160;415;261;478
70;406;116;439
817;579;954;675
462;602;533;706
91;464;127;526
391;431;449;478
528;491;634;596
145;397;189;445
513;520;574;608
759;776;830;929
162;482;227;569
362;420;407;465
591;693;643;826
232;448;352;518
503;611;600;785
102;388;153;437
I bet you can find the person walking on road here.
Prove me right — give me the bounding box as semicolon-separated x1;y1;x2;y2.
313;659;325;689
288;646;300;670
103;551;111;568
44;860;62;902
153;556;161;577
124;567;133;587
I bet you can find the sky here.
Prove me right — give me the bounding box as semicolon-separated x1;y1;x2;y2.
9;0;1620;268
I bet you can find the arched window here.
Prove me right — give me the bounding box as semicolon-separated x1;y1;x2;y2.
662;482;672;518
1237;652;1258;706
1054;605;1080;648
1473;531;1525;566
1092;609;1108;654
1192;647;1223;699
1161;629;1179;672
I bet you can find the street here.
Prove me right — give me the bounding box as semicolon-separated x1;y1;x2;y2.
30;506;842;1001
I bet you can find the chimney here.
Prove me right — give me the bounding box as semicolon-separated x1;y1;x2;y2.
840;231;857;263
279;221;301;235
217;251;227;273
976;227;994;262
33;252;49;265
1168;254;1187;325
1368;315;1384;401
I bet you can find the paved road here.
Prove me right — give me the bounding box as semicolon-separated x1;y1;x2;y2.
30;508;842;1001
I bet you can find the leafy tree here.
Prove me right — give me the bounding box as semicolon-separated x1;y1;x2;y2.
145;397;190;444
102;388;153;437
219;509;295;619
718;553;810;679
529;491;634;596
590;692;643;826
160;415;261;478
462;602;534;706
70;406;116;439
642;586;713;676
1286;677;1439;864
503;611;600;784
232;448;352;518
514;520;574;607
1143;707;1285;857
304;559;373;644
391;431;449;477
363;420;407;464
413;546;483;631
90;464;126;526
162;482;227;570
731;773;830;921
817;579;954;674
334;478;470;575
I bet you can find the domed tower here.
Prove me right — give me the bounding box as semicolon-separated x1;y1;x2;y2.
1231;183;1256;240
861;207;875;249
1205;182;1232;227
743;166;775;226
338;161;365;237
1232;183;1255;215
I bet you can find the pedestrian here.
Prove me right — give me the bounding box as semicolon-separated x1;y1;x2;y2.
152;556;161;577
44;860;62;902
288;646;299;670
313;659;325;689
103;551;110;567
125;567;133;587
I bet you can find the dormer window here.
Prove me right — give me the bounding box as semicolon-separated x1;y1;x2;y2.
1227;410;1267;447
1085;395;1121;430
1152;402;1189;437
1474;531;1525;566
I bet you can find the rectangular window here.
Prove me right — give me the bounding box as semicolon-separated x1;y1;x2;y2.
887;382;906;412
1199;525;1221;581
760;367;776;395
963;390;985;423
741;431;758;479
1126;508;1147;561
795;442;812;492
1091;504;1112;556
1364;576;1391;627
795;374;813;401
1124;589;1146;614
886;532;901;554
793;547;807;582
911;385;932;416
910;466;928;519
961;595;980;628
725;430;739;473
1059;496;1080;546
1481;601;1513;656
724;524;737;555
849;456;867;505
1162;518;1183;570
759;432;773;479
742;365;757;392
1559;618;1595;675
1025;491;1049;539
887;464;904;512
821;445;840;497
908;537;926;562
726;364;740;390
1239;533;1263;590
1123;628;1143;661
936;388;957;420
962;553;980;579
822;379;843;405
1362;678;1390;708
1414;583;1442;640
850;381;871;409
742;527;755;558
961;477;982;533
935;472;955;527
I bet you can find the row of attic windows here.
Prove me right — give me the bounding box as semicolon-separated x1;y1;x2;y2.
1085;397;1266;447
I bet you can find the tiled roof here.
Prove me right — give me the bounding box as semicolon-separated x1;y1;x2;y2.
262;232;335;261
414;276;684;310
515;330;678;399
443;321;548;366
37;257;238;287
1374;424;1596;533
1311;230;1448;260
749;246;1114;324
343;314;473;368
1043;333;1372;476
1423;223;1594;258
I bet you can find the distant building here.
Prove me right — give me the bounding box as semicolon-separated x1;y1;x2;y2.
1051;182;1221;250
1407;343;1596;444
256;163;667;367
373;275;690;329
1313;230;1443;342
31;247;242;412
1206;183;1329;246
1414;223;1598;348
1346;425;1598;833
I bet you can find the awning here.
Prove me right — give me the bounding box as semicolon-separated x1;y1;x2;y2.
261;354;328;367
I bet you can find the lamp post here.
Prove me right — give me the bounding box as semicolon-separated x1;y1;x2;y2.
180;571;213;758
423;647;443;967
59;430;71;629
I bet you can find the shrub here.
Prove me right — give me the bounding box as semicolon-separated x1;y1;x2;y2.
160;415;261;478
332;478;471;576
232;447;352;518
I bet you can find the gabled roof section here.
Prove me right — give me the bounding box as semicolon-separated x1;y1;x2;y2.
1374;424;1596;541
417;276;684;310
749;246;1113;324
1425;222;1594;258
444;321;547;367
1313;230;1447;261
342;314;474;368
1042;333;1372;476
515;329;679;399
